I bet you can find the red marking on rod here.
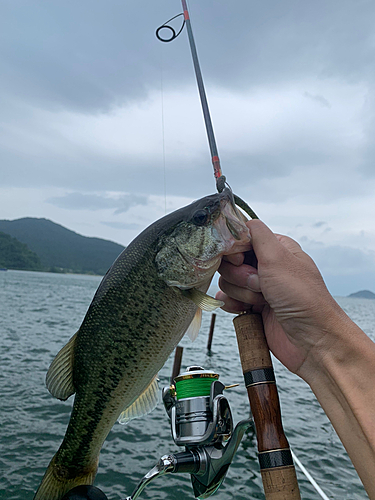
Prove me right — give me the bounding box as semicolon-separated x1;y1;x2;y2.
183;10;189;20
212;156;222;178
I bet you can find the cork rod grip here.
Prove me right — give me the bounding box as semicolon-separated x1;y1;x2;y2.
233;312;301;500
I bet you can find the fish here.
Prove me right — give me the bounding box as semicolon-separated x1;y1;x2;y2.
33;187;250;500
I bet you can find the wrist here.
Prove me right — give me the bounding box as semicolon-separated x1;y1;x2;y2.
296;308;375;498
299;306;375;403
297;303;368;384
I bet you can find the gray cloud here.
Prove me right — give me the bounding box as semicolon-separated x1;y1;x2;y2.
302;241;375;296
47;192;148;213
1;1;374;115
304;92;331;108
1;0;374;199
0;2;165;113
312;221;327;228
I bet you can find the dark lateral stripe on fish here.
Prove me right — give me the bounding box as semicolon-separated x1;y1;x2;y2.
243;368;275;387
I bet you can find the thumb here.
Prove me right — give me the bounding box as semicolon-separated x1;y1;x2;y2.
247;219;283;265
247;220;303;265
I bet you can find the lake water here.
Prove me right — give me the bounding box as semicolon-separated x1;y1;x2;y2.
1;270;373;500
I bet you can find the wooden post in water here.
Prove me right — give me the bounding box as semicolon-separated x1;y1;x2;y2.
233;311;301;500
171;346;184;384
207;313;216;351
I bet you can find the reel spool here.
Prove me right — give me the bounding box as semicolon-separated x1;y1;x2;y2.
163;366;233;447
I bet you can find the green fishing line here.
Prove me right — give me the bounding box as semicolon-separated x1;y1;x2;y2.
175;376;218;400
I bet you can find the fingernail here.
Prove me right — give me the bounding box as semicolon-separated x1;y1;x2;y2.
247;273;260;292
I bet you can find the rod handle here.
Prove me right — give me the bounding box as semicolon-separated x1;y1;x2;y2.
233;312;301;500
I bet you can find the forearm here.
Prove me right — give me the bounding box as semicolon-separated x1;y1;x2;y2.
218;219;375;494
300;313;375;499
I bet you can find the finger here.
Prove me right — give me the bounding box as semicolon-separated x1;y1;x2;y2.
219;276;266;306
247;220;302;264
218;260;260;292
246;219;280;265
222;252;245;266
215;291;250;314
275;234;303;254
215;290;264;314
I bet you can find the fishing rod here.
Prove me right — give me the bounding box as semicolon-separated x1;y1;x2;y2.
156;2;257;218
156;1;221;183
157;2;301;499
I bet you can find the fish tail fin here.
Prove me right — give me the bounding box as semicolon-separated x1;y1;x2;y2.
33;454;98;500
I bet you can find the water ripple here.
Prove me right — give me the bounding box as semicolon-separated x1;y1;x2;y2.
0;271;372;499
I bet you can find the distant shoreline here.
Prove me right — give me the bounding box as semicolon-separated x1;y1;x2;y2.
348;290;375;299
1;268;104;278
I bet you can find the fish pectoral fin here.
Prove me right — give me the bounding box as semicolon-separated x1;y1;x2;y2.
118;375;159;425
46;331;77;401
185;308;202;342
181;288;224;312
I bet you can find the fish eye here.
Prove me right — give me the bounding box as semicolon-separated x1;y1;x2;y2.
192;209;209;226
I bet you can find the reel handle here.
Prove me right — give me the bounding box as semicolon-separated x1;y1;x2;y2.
233;312;301;500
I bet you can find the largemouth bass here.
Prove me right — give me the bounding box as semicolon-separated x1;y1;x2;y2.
34;187;250;500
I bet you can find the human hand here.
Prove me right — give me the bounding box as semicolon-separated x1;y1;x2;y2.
218;221;375;499
216;219;347;377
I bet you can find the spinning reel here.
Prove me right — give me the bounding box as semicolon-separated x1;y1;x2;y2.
63;366;250;500
126;366;251;499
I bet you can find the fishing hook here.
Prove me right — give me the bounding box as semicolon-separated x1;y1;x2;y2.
156;13;185;43
218;176;259;220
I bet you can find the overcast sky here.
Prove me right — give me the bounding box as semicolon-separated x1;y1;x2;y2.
1;0;375;295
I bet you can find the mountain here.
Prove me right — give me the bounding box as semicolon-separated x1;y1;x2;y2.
348;290;375;299
0;231;43;271
0;218;125;275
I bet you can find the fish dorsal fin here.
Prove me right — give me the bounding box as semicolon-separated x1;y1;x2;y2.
185;308;202;342
181;288;224;312
118;375;159;425
46;332;77;401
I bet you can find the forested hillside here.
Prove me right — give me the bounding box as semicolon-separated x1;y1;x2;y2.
0;231;43;271
0;218;125;275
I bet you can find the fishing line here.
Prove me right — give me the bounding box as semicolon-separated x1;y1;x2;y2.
159;42;167;214
291;450;331;500
156;0;258;220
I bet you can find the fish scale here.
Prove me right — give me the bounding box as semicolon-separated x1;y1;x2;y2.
33;188;250;500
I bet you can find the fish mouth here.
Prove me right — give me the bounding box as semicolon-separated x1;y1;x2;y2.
172;189;249;289
158;187;252;291
216;188;250;255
